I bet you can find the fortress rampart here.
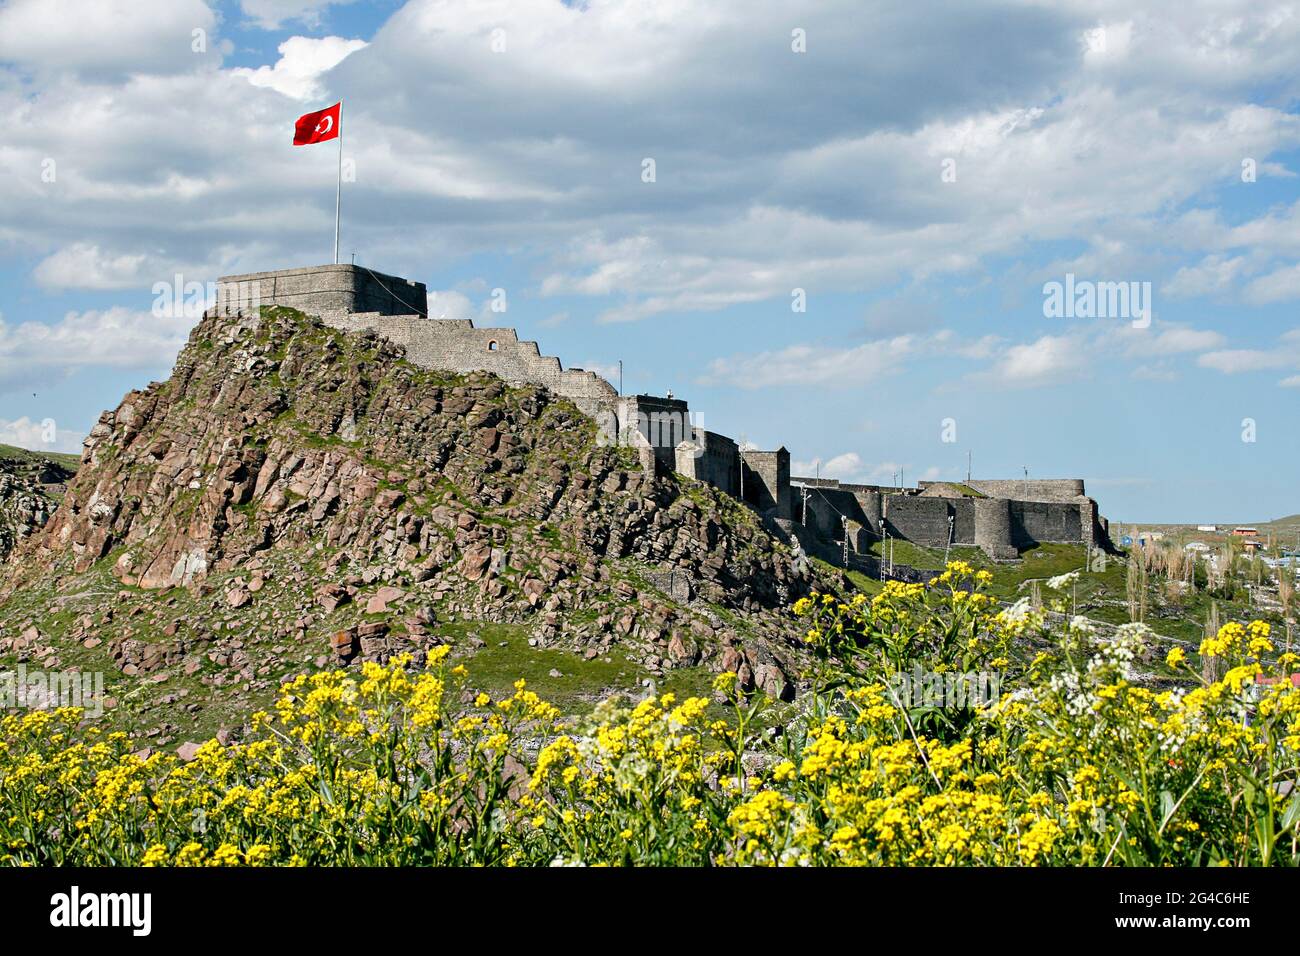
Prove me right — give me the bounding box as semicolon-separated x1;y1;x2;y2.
215;265;1113;570
217;264;428;317
792;476;1110;562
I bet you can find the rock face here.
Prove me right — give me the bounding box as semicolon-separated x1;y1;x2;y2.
1;307;820;703
0;447;76;563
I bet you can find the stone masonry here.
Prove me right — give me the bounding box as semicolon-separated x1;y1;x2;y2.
215;265;1112;567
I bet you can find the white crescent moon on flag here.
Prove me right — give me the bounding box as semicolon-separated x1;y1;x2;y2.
316;115;333;135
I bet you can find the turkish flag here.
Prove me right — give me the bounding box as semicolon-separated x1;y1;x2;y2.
293;102;340;146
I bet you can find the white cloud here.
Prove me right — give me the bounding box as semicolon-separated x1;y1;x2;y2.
1198;349;1292;373
234;36;367;101
0;0;219;77
791;452;866;482
1114;323;1227;357
1243;262;1300;304
1196;328;1300;382
791;454;936;485
426;289;474;320
240;0;358;30
0;416;85;454
33;244;156;291
0;307;195;393
1163;255;1249;298
701;336;917;389
983;334;1086;388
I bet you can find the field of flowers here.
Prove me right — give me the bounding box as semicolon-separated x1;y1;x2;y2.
3;562;1298;866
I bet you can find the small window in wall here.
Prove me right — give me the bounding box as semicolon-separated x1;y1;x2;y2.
487;340;499;351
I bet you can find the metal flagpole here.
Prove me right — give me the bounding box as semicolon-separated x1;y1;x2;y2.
334;100;343;264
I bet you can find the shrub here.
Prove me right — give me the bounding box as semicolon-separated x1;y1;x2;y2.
2;564;1298;866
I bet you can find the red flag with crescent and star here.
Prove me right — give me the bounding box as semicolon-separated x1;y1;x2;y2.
293;102;340;146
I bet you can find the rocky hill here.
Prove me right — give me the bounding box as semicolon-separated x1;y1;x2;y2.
0;307;829;746
0;443;76;563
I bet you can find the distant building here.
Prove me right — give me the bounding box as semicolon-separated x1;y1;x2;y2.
1233;527;1259;537
1197;524;1218;532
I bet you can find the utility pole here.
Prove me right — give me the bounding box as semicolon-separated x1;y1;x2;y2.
618;360;623;397
967;450;972;483
842;515;849;567
880;530;888;581
945;514;954;566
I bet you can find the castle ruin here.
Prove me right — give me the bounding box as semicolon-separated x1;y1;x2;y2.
216;264;1113;572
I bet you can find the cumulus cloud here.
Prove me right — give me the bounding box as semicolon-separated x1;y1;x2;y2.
1243;262;1300;304
701;316;1234;395
0;307;195;393
234;36;368;100
791;454;938;485
791;452;867;482
2;0;1300;400
982;334;1086;389
0;0;219;78
425;289;477;320
241;0;359;30
1198;330;1300;377
701;336;918;389
0;416;85;454
4;0;1300;315
1163;255;1250;298
33;244;157;291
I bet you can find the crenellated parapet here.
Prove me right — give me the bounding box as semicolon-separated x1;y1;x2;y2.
213;265;1112;571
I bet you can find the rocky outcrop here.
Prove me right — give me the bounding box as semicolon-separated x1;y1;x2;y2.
0;447;75;563
2;307;821;705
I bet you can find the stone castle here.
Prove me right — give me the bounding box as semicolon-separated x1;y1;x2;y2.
216;264;1113;575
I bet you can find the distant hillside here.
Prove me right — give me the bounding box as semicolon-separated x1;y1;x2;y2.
0;442;78;562
1260;514;1300;533
0;442;82;474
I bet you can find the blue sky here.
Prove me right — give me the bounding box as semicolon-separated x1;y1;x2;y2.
1;0;1298;524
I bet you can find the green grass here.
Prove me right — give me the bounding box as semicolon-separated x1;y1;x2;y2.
437;620;706;713
0;443;81;472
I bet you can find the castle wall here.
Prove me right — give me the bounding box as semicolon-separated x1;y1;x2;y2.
951;499;976;544
214;267;1113;565
741;449;791;520
854;489;883;534
974;498;1018;560
323;312;619;419
1008;500;1084;547
793;484;874;540
620;395;691;470
217;265;427;318
802;493;844;540
963;478;1086;502
881;495;954;547
676;430;740;497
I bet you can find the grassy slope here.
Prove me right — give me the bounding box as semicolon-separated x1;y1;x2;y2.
0;443;81;473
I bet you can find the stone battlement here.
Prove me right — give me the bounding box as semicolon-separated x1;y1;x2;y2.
317;309;619;419
214;265;1112;567
217;264;428;318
